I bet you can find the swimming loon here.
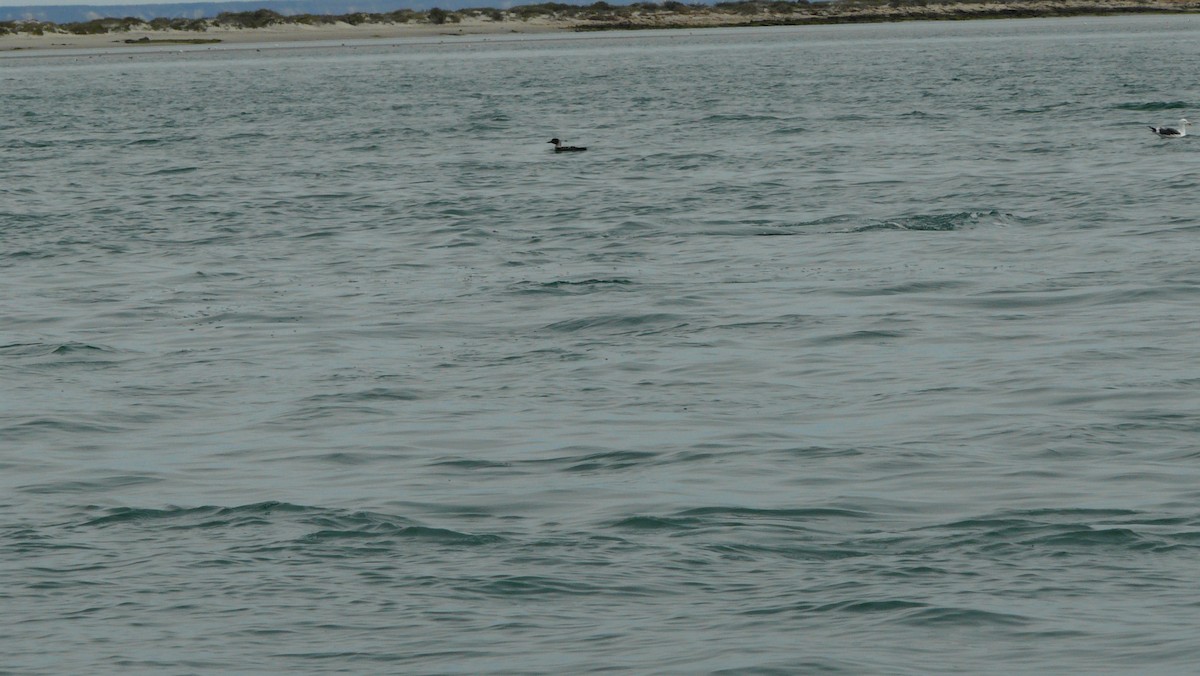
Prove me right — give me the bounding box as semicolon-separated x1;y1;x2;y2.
548;138;587;152
1149;119;1190;137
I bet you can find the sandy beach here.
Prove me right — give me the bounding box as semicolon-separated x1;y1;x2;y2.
0;18;577;53
3;0;1200;53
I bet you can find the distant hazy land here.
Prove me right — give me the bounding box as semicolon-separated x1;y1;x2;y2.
3;0;1200;51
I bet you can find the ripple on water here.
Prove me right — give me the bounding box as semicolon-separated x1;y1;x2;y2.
7;17;1200;675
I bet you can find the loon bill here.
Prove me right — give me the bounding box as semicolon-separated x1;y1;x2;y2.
548;138;587;152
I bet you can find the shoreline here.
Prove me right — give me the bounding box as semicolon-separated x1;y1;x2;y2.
0;19;572;52
3;0;1200;53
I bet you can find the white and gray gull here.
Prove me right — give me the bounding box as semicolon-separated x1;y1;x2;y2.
1149;118;1191;138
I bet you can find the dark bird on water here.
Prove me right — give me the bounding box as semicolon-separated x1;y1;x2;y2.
548;138;587;152
1149;118;1190;138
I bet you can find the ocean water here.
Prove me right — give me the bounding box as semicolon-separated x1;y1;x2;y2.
4;15;1200;673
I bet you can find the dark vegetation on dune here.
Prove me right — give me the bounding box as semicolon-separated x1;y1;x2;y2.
1;0;1197;36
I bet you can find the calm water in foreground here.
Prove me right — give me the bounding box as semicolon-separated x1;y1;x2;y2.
4;15;1200;673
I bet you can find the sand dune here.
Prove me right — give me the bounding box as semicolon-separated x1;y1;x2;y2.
3;0;1199;53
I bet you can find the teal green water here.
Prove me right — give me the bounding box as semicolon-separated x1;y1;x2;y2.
4;16;1200;673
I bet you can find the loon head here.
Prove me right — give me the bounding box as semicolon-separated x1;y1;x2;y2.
548;138;562;147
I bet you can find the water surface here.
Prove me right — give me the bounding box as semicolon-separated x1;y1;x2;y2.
4;16;1200;673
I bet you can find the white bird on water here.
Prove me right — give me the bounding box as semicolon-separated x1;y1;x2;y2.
1149;118;1191;138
